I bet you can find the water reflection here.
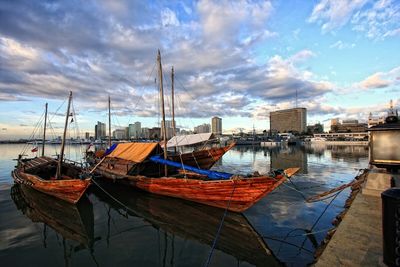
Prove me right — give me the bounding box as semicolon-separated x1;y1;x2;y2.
0;144;370;266
10;184;96;265
91;181;281;267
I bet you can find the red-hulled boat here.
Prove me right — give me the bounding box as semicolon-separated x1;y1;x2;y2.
95;142;299;212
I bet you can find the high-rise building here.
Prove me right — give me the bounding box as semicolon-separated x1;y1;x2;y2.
194;123;210;134
270;108;307;133
85;132;90;140
211;117;222;135
128;122;141;139
95;121;106;140
113;129;126;139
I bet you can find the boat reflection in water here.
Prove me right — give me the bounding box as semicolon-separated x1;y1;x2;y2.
92;181;281;266
10;184;94;257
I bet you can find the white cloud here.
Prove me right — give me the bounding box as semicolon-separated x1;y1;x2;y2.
329;40;356;49
309;0;400;39
308;0;368;32
356;66;400;89
351;0;400;39
161;8;180;27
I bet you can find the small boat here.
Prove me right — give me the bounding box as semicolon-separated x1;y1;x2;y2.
12;92;90;204
94;142;299;212
166;133;235;169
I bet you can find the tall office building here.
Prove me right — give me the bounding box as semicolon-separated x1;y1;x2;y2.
194;123;210;134
95;121;106;140
128;122;141;139
270;108;307;133
211;117;222;135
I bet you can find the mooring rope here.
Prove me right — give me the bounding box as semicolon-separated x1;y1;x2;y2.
204;182;237;267
91;178;139;216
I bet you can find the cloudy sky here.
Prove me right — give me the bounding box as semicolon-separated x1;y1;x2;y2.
0;0;399;139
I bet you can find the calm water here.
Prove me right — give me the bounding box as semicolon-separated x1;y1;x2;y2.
0;143;369;266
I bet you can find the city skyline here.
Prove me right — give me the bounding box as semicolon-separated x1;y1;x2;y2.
0;1;399;139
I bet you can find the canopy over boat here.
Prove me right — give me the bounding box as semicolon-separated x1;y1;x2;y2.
106;142;161;163
167;133;214;148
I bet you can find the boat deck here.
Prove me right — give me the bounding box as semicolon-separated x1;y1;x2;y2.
22;156;56;171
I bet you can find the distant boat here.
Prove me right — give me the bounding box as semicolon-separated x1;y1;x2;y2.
166;133;235;169
12;92;90;204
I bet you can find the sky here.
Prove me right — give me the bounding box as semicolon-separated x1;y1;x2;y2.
0;0;399;139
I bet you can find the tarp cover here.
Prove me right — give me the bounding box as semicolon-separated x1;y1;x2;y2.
167;133;214;148
106;142;159;163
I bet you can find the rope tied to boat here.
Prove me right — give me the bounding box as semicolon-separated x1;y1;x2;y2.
204;181;238;267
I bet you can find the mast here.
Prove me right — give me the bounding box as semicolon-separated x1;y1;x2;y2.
157;50;168;176
171;66;176;138
171;66;177;153
56;91;72;179
108;95;111;148
41;103;48;157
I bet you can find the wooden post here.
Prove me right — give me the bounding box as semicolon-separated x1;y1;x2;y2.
157;50;168;176
41;103;48;157
56;91;72;179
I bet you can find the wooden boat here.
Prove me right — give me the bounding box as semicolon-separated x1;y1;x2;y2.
12;91;90;204
12;157;91;204
168;142;234;169
93;52;299;212
10;183;94;247
94;142;299;212
92;181;282;266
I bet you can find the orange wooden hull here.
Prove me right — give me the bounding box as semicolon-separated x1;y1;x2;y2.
12;169;91;204
108;174;286;212
168;142;235;169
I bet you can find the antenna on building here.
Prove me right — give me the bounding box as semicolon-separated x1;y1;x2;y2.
295;88;298;108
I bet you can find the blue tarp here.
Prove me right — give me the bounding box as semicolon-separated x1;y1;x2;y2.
149;155;233;180
105;143;118;156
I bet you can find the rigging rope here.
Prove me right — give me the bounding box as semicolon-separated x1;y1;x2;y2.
204;182;237;267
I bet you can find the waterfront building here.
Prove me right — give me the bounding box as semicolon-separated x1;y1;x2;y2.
113;129;126;139
85;132;90;140
128;122;141;139
368;113;385;128
211;117;222;135
270;108;307;134
194;123;210;134
314;132;368;140
95;121;106;140
330;119;367;133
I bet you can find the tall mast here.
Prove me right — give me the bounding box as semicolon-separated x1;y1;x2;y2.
171;66;177;153
41;103;48;157
171;66;176;138
108;95;111;148
157;50;168;176
56;91;72;179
